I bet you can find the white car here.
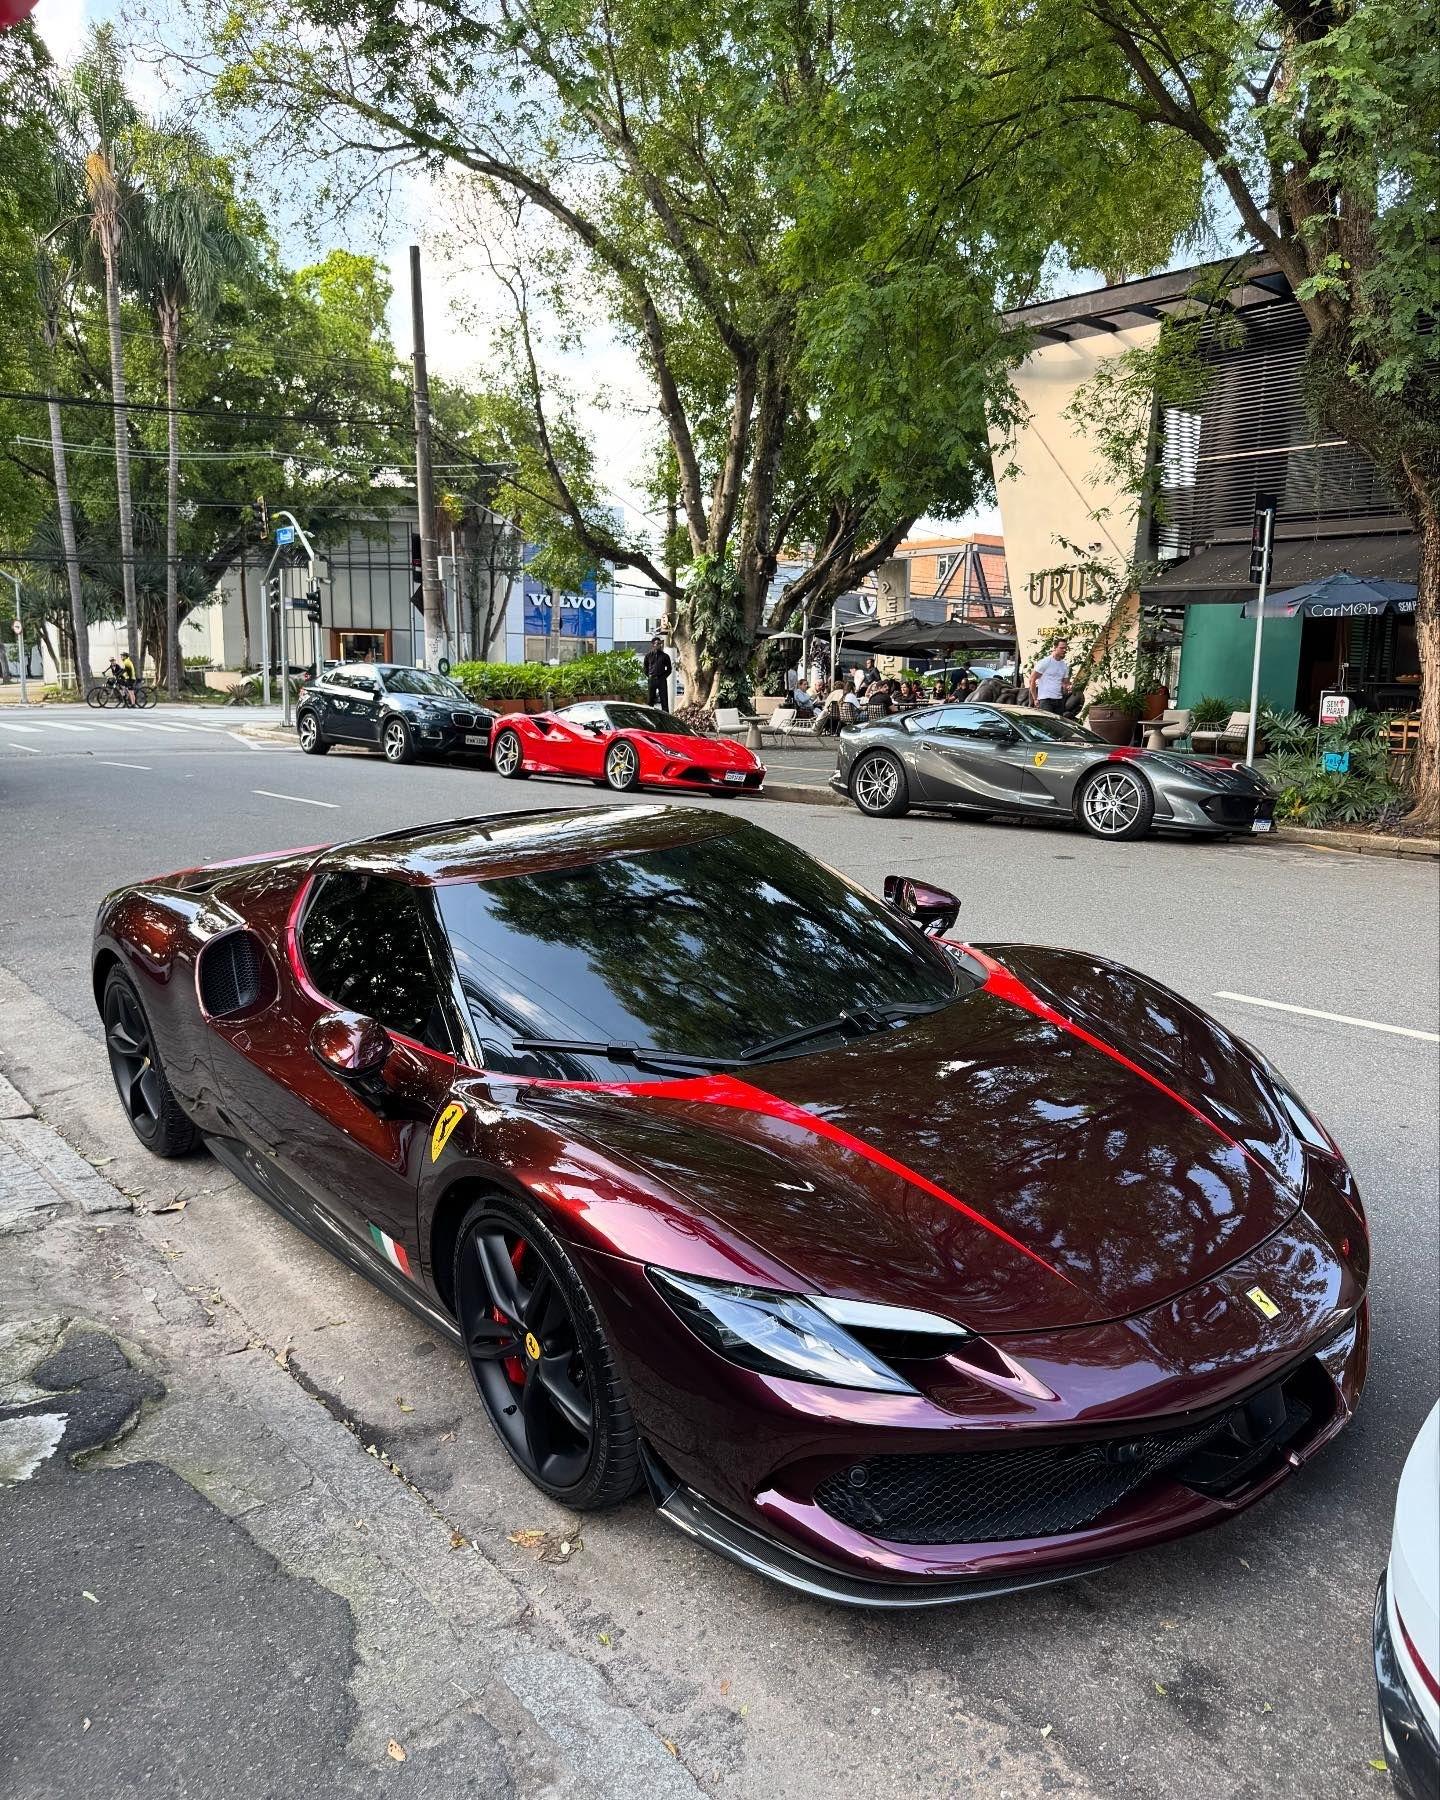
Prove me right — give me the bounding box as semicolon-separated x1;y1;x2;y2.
1375;1400;1439;1797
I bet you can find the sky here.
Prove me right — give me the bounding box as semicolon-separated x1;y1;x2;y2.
31;0;1005;550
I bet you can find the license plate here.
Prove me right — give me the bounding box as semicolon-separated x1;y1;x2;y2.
723;771;745;784
1251;816;1272;834
465;733;487;746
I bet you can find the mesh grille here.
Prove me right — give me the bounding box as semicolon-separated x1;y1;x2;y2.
815;1415;1235;1546
198;932;262;1018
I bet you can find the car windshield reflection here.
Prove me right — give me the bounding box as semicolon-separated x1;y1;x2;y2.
383;668;466;699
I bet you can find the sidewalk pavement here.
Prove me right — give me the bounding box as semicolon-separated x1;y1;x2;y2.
0;1062;702;1800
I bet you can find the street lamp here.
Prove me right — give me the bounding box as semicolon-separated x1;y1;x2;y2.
1;570;26;706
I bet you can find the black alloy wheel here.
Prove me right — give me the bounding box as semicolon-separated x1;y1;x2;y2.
102;969;199;1157
492;728;528;779
604;739;641;791
454;1195;640;1507
850;749;909;818
297;709;330;754
382;716;417;764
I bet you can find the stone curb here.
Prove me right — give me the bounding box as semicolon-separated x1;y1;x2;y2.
1269;824;1439;859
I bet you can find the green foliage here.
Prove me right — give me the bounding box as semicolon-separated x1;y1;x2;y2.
1269;714;1405;827
452;650;644;704
1089;684;1138;713
1191;695;1240;729
1256;705;1313;757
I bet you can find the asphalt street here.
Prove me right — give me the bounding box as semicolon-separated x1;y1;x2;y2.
1;710;1437;1798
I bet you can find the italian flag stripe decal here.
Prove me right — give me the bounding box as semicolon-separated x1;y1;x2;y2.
368;1224;413;1278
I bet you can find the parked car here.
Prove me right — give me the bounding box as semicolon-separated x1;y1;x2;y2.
1375;1400;1439;1798
833;701;1275;840
297;664;495;765
491;700;765;794
94;806;1366;1606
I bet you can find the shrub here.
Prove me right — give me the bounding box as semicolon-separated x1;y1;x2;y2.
1268;712;1405;827
1088;683;1138;711
451;650;644;706
1257;704;1313;756
1189;694;1240;728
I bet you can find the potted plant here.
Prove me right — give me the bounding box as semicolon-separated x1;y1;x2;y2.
1084;683;1140;745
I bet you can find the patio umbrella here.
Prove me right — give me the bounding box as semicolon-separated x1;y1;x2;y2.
1241;571;1418;619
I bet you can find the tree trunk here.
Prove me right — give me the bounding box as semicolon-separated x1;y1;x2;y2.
100;238;140;666
238;540;252;669
47;398;91;691
162;309;182;700
1409;483;1439;833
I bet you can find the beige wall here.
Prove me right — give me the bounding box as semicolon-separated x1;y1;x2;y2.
990;321;1159;667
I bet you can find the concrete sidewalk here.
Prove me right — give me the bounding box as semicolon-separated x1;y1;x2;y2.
0;1063;701;1800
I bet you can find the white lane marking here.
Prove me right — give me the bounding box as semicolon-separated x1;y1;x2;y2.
98;760;152;771
253;788;339;809
0;721;43;733
226;731;262;750
1213;991;1440;1044
7;741;40;752
36;720;90;733
140;722;212;735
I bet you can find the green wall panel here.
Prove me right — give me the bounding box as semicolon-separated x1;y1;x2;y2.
1176;605;1302;711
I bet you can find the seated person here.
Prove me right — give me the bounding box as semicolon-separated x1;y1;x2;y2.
791;679;815;715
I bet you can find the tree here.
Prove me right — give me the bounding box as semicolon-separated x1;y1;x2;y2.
130;128;252;695
206;0;1073;704
978;0;1440;824
74;25;143;667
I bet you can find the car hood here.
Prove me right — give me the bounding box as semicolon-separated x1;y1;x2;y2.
646;730;758;766
544;946;1318;1335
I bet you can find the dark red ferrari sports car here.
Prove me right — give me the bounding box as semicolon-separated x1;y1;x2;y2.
490;701;765;794
93;806;1368;1606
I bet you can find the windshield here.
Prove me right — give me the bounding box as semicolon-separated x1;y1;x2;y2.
602;703;691;733
382;668;466;699
1009;710;1103;744
434;827;958;1077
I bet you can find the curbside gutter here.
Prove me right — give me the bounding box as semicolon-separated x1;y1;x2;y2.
1269;824;1439;859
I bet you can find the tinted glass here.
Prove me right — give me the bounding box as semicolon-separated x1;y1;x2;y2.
382;668;466;698
1010;711;1103;744
601;704;691;733
435;825;957;1075
300;874;452;1050
931;706;1011;737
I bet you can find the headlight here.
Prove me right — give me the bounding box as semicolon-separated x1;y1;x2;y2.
649;1270;969;1393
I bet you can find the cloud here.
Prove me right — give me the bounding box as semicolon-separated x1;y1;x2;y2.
31;0;89;62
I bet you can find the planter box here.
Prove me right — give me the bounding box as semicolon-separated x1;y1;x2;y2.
1086;705;1137;746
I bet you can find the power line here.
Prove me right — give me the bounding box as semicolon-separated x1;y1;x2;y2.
0;386;417;432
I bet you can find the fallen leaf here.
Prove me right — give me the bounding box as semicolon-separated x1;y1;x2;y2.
663;1741;679;1758
597;1632;612;1647
397;1399;415;1413
82;1591;99;1605
438;1430;457;1444
1262;1702;1273;1714
87;1156;115;1167
449;1531;468;1550
275;1344;291;1369
387;1740;407;1763
738;1704;749;1718
559;1539;572;1556
507;1527;582;1563
1238;1557;1251;1569
508;1528;548;1549
1154;1682;1167;1696
1369;1759;1388;1773
719;1679;730;1696
153;1199;187;1214
1040;1724;1052;1738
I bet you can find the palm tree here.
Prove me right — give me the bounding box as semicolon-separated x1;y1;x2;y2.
131;140;251;696
74;27;141;668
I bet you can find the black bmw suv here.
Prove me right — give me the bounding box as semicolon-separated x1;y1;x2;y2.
296;664;495;765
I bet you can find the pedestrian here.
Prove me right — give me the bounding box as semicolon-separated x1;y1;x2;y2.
643;634;672;711
1028;637;1071;715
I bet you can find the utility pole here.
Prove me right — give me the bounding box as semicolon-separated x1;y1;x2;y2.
1244;493;1278;767
409;246;449;669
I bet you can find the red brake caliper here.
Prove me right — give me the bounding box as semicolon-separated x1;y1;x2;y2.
497;1238;528;1386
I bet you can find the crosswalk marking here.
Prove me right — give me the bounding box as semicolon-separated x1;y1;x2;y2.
0;715;247;736
0;720;43;732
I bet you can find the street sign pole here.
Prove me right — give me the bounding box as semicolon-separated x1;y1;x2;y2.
280;567;291;727
273;513;320;728
1244;494;1278;767
2;571;26;705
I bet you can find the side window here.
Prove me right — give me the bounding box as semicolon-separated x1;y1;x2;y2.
562;702;606;726
935;706;1005;738
299;874;452;1051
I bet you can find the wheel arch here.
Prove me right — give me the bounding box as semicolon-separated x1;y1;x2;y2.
1072;755;1158;821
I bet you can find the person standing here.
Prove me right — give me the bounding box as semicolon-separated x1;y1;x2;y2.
1028;637;1071;715
643;634;672;711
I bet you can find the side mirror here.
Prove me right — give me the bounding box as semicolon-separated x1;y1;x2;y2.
974;722;1017;742
883;875;960;939
310;1010;392;1080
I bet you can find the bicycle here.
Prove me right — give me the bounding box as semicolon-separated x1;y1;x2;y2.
85;676;157;709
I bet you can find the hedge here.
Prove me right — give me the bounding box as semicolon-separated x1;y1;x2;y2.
451;650;645;704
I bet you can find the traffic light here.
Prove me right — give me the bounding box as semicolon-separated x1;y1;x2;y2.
266;573;282;613
252;496;270;538
304;587;323;626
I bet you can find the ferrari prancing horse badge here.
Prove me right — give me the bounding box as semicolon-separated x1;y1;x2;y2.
430;1101;465;1162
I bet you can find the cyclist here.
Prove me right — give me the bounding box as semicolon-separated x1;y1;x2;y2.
119;650;138;708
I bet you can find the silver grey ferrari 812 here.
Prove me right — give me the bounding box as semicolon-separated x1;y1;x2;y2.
831;703;1275;841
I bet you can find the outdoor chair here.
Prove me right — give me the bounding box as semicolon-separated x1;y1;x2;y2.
1190;710;1250;755
715;706;744;735
1139;707;1193;751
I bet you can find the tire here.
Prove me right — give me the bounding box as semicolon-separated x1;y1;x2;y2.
139;686;158;709
453;1192;642;1509
101;968;199;1157
492;728;528;779
381;716;416;765
1076;766;1155;841
296;709;330;754
85;685;108;709
849;750;909;818
604;739;642;792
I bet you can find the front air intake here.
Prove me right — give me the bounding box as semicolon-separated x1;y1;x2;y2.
197;931;265;1018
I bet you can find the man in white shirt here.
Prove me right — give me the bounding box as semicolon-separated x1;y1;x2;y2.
1028;638;1071;714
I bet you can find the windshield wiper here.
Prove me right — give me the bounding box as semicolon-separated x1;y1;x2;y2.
511;1035;738;1074
738;999;947;1065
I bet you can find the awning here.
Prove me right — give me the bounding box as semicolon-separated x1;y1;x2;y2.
843;617;1016;652
1140;530;1418;607
1240;572;1417;619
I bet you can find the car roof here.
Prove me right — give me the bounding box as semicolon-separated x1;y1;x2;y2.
323;803;735;886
